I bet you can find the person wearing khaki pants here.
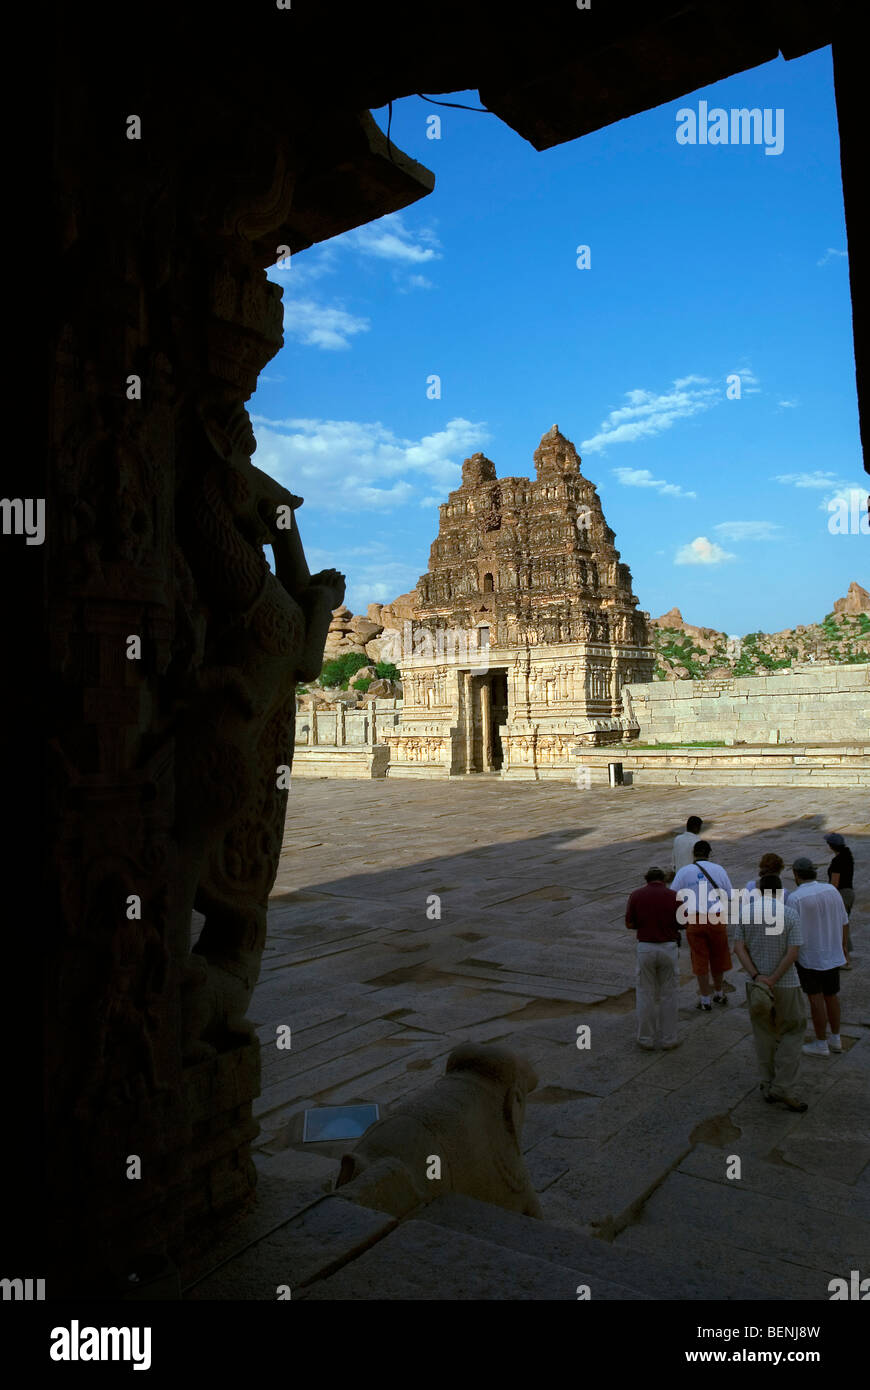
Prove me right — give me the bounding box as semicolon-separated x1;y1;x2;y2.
635;940;680;1049
732;873;808;1112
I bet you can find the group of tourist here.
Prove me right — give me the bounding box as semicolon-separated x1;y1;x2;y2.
624;815;857;1111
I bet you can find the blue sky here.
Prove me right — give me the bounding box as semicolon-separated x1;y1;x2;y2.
251;45;867;636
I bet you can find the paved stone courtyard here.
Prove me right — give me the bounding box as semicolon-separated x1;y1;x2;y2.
189;780;869;1298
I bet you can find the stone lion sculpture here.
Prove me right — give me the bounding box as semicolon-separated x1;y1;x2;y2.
335;1043;542;1219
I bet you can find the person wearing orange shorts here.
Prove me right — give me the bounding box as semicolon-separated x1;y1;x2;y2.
685;919;733;1010
672;839;734;1010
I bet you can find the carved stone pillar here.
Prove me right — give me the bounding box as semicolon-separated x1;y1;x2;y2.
481;680;493;771
47;16;436;1290
611;655;622;714
464;671;474;773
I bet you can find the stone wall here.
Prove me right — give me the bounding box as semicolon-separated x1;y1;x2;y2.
625;665;870;746
292;699;400;778
575;744;869;788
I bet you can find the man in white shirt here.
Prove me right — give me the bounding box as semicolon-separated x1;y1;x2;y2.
789;857;848;1058
672;816;704;874
672;840;734;1010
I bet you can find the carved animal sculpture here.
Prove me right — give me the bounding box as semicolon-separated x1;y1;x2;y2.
336;1044;543;1219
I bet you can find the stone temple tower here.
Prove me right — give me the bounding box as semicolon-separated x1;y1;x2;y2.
383;426;654;779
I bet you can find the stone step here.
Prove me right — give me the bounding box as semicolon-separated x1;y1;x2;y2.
301;1207;651;1301
184;1195;396;1300
415;1193;774;1301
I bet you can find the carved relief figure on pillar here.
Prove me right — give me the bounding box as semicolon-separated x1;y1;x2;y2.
174;394;345;1057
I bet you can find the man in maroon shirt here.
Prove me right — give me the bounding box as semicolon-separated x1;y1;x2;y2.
626;867;682;1050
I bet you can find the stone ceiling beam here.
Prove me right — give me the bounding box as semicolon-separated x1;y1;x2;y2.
476;0;839;150
274;111;435;263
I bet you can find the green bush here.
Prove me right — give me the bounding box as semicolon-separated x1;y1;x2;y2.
351;676;373;692
657;637;706;679
374;660;400;682
319;652;371;689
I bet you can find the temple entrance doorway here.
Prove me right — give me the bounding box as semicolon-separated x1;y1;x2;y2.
464;668;509;772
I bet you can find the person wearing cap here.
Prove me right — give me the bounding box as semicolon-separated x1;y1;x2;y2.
824;833;855;968
732;873;807;1111
790;856;848;1058
625;867;682;1050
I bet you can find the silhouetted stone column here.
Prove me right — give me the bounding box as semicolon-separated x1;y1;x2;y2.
47;13;432;1290
833;26;870;486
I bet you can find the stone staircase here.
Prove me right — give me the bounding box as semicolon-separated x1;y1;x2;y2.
301;1192;770;1300
184;1026;870;1300
181;861;870;1301
184;1134;869;1301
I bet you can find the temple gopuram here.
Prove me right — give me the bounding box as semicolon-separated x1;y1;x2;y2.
383;425;655;778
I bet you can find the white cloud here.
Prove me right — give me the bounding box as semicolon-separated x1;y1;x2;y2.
265;214;441;347
817;248;848;267
774;470;838;489
775;472;869;520
778;399;798;409
345;214;441;265
398;273;434;293
714;521;781;541
675;536;736;566
612;467;696;499
581;377;718;452
267;243;338;288
351;480;416;507
250;415;489;513
267;214;440;280
282;299;370;350
818;483;869;516
303;541;423;612
731;365;761;395
346;565;422;611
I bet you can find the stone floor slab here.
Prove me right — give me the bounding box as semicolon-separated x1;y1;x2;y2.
250;780;869;1299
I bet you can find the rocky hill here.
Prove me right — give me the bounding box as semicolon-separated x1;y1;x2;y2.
310;581;869;696
298;594;419;706
651;581;870;680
